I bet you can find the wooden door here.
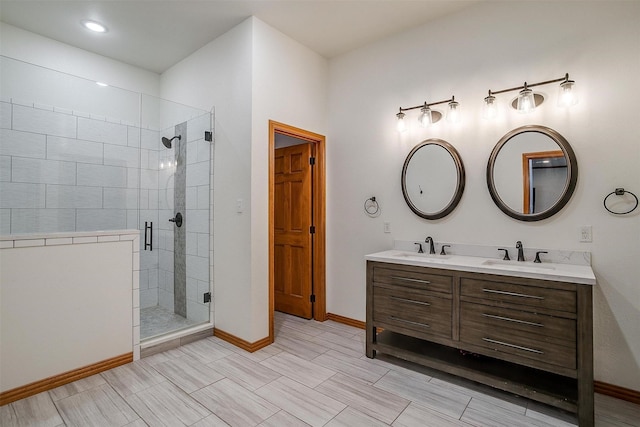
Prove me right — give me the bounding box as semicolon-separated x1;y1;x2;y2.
274;143;313;319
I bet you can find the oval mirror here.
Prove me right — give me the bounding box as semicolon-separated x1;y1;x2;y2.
487;125;578;221
401;139;465;220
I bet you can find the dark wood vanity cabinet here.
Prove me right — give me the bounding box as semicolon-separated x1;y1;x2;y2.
366;261;594;426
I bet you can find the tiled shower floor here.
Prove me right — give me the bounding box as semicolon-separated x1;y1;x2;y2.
140;305;198;340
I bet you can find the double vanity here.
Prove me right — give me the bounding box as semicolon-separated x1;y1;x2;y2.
365;249;595;426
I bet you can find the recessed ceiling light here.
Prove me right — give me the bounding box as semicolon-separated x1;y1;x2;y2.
82;20;107;33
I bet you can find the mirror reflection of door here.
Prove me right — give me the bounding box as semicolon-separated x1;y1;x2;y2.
274;135;313;319
522;150;566;214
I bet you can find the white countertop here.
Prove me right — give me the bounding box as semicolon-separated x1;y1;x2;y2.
365;249;596;285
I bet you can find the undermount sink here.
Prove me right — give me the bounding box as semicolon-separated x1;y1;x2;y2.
394;251;452;260
482;259;556;270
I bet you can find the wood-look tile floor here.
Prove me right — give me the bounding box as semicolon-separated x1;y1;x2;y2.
2;312;639;427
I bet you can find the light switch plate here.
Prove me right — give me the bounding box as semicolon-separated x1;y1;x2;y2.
579;225;592;242
383;222;391;233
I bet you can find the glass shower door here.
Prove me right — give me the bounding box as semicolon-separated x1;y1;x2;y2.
138;94;213;340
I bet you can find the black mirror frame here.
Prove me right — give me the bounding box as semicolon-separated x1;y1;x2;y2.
487;125;578;222
401;138;465;220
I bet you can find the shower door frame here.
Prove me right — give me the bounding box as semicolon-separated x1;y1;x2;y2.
138;103;215;346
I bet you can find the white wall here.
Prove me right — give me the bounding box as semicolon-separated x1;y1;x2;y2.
327;1;640;389
0;23;160;98
161;17;328;342
0;233;136;392
160;19;254;339
250;18;328;340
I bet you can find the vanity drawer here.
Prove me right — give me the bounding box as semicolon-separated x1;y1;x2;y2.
460;302;576;346
459;316;576;370
373;285;452;338
373;266;452;295
460;277;576;314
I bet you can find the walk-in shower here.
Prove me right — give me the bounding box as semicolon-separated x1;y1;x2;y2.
0;56;214;341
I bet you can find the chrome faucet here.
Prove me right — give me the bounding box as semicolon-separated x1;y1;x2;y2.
516;241;525;261
425;236;436;254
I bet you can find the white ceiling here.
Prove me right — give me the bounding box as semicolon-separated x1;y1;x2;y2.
0;1;478;74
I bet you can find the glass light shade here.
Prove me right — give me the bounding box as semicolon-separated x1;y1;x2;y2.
558;80;578;107
483;95;497;119
419;106;433;127
396;111;407;132
446;100;460;123
517;88;536;113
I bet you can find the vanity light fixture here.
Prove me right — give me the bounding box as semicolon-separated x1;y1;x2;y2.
516;83;536;114
558;75;578;107
446;96;461;123
418;103;433;127
396;96;458;132
483;91;498;119
396;109;407;132
484;73;577;117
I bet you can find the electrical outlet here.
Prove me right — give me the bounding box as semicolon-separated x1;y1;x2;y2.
236;198;243;213
579;225;592;242
383;222;391;233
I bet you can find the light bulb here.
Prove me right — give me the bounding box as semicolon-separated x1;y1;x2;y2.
396;111;406;133
517;86;536;113
558;79;577;107
446;98;460;123
483;93;497;120
160;162;164;169
418;105;432;127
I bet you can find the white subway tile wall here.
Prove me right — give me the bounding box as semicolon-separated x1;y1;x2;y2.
0;209;9;234
47;136;103;164
0;102;156;237
0;128;47;158
12;157;77;185
13;104;77;138
77;116;128;145
1;101;12;129
0;99;213;331
0;156;11;181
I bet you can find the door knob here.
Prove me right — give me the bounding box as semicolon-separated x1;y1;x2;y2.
169;212;183;227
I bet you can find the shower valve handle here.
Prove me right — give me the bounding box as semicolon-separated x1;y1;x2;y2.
169;212;183;227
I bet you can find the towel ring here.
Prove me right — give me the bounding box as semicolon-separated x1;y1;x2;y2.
603;188;638;215
364;197;380;217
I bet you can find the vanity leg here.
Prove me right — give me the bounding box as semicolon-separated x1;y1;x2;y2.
366;260;376;358
366;325;376;358
577;286;594;427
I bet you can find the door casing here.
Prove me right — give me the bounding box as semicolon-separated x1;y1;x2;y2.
269;120;326;341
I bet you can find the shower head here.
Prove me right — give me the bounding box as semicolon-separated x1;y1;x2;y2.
161;135;181;149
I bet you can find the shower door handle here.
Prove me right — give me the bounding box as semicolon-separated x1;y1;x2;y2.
144;221;152;251
169;212;183;227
